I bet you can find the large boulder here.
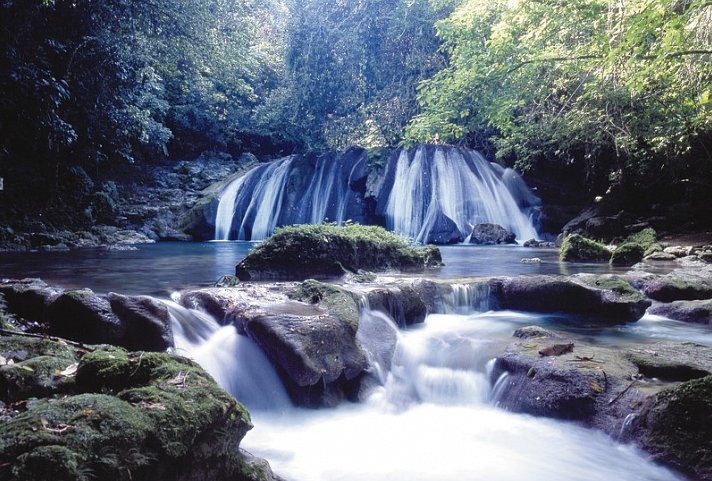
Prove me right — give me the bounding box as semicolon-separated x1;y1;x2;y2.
468;223;516;245
424;212;462;244
237;302;368;407
108;293;174;351
0;337;276;481
46;289;125;344
235;224;442;281
648;300;712;325
491;274;650;323
625;376;712;481
362;285;428;327
641;277;712;302
0;279;61;322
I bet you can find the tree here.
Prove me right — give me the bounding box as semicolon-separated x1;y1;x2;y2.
406;0;712;196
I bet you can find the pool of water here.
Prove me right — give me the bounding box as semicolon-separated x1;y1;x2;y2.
0;241;677;295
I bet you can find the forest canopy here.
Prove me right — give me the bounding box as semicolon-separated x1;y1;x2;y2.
1;0;710;203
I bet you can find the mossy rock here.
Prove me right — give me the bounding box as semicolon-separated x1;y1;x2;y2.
288;280;359;330
634;376;712;480
626;227;658;251
559;234;611;262
610;242;645;266
0;336;80;403
236;224;443;281
0;340;254;481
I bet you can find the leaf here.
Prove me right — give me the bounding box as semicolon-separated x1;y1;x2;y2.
58;363;78;377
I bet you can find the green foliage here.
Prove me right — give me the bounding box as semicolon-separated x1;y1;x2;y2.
271;0;450;150
405;0;712;194
560;234;611;262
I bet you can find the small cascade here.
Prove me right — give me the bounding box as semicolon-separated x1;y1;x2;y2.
385;146;539;243
166;299;292;412
437;282;492;314
212;144;540;243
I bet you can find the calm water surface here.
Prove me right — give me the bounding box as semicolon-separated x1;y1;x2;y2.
0;241;676;295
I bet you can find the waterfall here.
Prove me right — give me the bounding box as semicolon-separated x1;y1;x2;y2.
166;299;292;412
385;146;538;243
212;145;540;243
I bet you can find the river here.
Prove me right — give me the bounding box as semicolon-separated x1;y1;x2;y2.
0;241;697;480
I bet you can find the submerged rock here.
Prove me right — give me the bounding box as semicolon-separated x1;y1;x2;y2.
235;224;442;281
0;337;275;481
468;223;516;245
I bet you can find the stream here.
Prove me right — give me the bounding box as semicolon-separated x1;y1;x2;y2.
0;242;700;480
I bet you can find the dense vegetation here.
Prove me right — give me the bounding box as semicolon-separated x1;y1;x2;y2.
1;0;710;227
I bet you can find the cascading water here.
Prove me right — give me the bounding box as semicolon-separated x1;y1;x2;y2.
385;146;538;243
212;145;540;243
164;289;682;481
240;311;681;481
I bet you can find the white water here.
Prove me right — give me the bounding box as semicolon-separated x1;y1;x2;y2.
169;301;681;481
385;146;539;243
243;312;680;481
213;145;540;242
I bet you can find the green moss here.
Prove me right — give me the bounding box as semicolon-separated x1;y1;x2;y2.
289;280;360;329
0;346;253;481
625;227;658;250
560;234;611;262
0;336;80;403
236;224;443;281
643;375;712;477
610;242;645;266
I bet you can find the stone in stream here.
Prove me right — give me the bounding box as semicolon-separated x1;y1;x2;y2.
46;288;125;345
468;223;516;245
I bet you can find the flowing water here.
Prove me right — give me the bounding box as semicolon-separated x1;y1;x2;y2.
1;240;702;480
170;308;686;481
212;145;540;242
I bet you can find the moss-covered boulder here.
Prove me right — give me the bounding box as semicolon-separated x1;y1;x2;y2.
641;277;712;303
559;234;611;262
628;376;712;481
235;224;443;281
610;228;659;266
0;338;270;481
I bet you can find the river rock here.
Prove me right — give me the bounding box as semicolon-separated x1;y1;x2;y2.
425;212;462;244
491;274;650;323
0;278;61;322
0;337;276;481
363;285;427;327
236;305;368;407
648;300;712;325
559;234;611;262
641;277;712;302
108;293;174;351
46;289;125;344
624;376;712;481
235;224;442;281
468;223;516;245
